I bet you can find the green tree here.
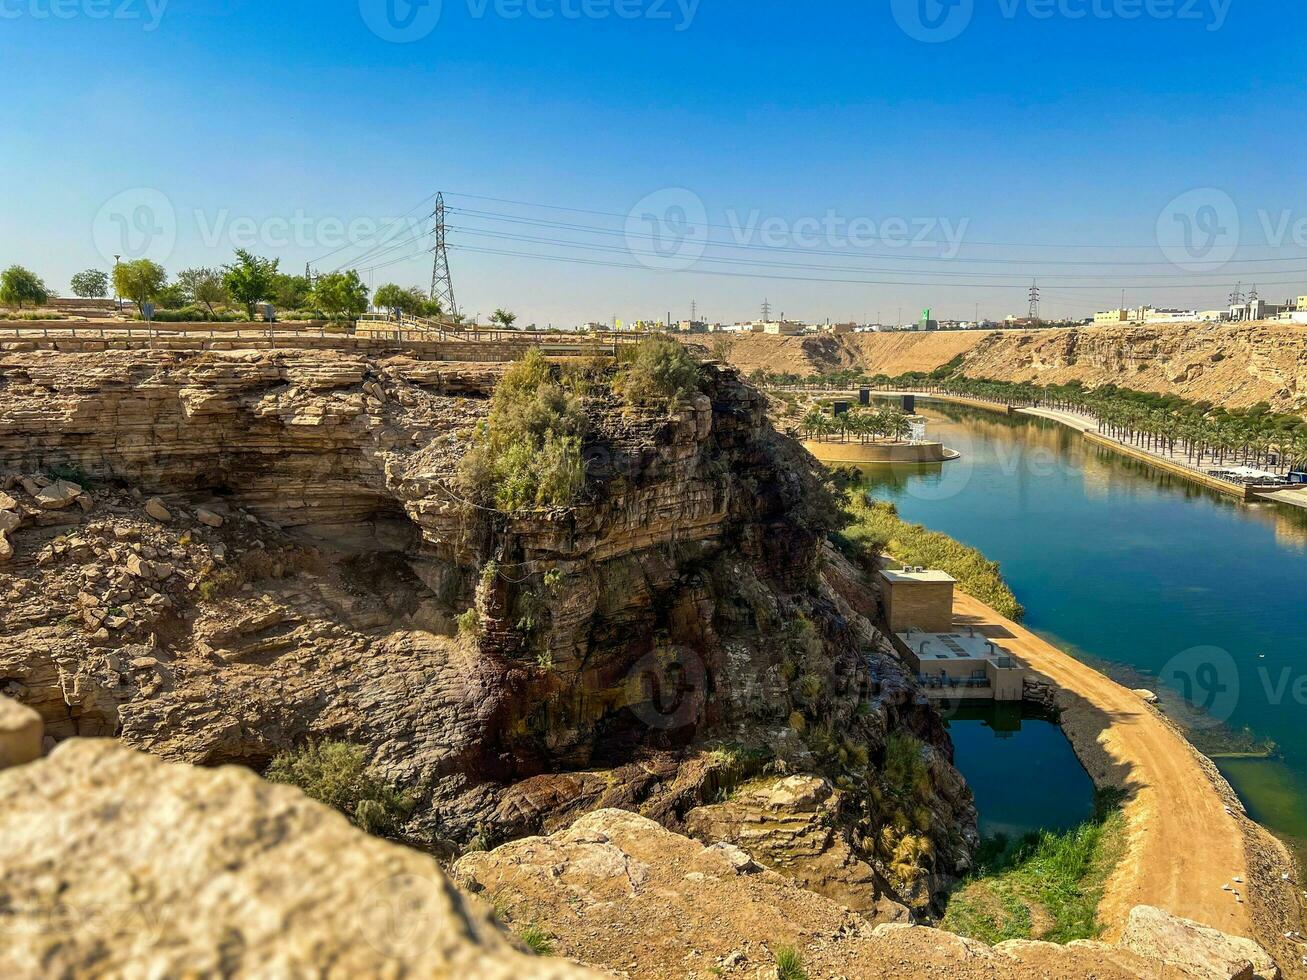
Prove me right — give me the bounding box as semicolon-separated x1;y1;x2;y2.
0;266;49;309
177;267;229;318
374;282;419;320
155;281;191;309
490;308;518;330
311;270;369;322
112;259;167;313
405;286;441;316
270;273;312;311
70;269;109;299
222;249;279;319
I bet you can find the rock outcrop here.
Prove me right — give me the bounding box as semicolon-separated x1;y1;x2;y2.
1120;905;1282;980
0;739;599;978
0;348;976;911
455;806;1276;979
684;774;908;920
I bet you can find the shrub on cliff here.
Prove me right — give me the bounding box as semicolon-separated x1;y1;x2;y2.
616;335;703;409
266;740;415;837
459;349;589;511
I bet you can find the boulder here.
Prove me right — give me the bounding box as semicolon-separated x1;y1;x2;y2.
0;531;11;563
145;497;172;522
195;507;224;528
0;491;17;511
685;774;903;920
0;740;599;979
0;696;43;769
1119;905;1280;980
35;479;83;510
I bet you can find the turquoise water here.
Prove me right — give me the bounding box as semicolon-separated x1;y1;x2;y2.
861;401;1307;859
946;704;1096;839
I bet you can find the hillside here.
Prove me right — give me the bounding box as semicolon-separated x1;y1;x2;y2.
710;321;1307;411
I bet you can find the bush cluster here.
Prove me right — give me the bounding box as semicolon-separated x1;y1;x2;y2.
265;740;415;837
616;334;703;408
458;349;589;511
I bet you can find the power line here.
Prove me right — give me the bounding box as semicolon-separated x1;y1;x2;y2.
442;223;1307;285
441;190;1307;253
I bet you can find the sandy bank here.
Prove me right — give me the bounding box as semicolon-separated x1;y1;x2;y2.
951;591;1306;975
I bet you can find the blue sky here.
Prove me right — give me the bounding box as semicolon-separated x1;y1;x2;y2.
4;0;1306;324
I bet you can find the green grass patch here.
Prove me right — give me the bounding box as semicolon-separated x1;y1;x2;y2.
841;493;1024;621
518;923;554;956
774;945;808;980
940;790;1127;945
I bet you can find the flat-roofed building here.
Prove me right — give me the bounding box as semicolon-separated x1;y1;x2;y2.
879;567;956;634
896;629;1029;701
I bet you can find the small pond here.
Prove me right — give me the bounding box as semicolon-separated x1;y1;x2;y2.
945;703;1096;840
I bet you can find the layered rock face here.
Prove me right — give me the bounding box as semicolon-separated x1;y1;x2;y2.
0;348;975;909
0;738;598;979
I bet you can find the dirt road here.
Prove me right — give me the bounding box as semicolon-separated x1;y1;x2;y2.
951;592;1305;970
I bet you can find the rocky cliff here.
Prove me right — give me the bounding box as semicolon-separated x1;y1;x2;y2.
0;347;975;912
712;321;1307;410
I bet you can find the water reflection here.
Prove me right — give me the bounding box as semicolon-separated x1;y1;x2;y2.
856;401;1307;860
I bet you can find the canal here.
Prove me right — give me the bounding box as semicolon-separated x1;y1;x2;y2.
860;401;1307;858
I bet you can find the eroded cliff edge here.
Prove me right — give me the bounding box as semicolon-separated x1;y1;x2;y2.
0;347;975;911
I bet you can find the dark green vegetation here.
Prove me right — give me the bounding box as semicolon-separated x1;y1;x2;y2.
940;790;1127;944
800;404;912;443
839;493;1024;621
265;740;415;837
459;339;704;512
458;349;590;511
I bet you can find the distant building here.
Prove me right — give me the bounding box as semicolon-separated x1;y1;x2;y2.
1094;309;1129;325
756;320;804;336
823;322;857;335
676;320;709;333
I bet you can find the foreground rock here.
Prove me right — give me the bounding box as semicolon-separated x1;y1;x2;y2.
0;739;598;979
0;696;42;768
1121;905;1281;980
455;807;1254;979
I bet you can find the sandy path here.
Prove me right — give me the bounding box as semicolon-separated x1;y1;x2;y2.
950;592;1254;940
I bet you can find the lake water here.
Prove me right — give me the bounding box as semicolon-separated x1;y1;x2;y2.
946;704;1096;840
860;401;1307;858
